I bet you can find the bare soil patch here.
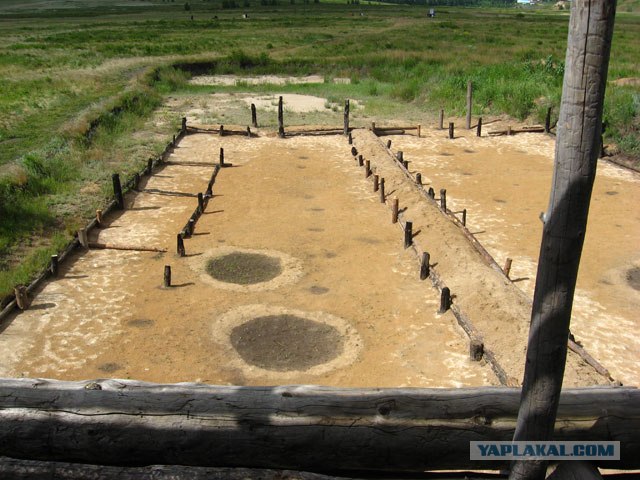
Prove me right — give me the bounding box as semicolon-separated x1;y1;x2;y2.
206;252;282;285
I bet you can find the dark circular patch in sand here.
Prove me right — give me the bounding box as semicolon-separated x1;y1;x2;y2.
627;266;640;291
127;319;154;328
309;285;329;295
206;252;282;285
98;362;122;373
230;315;343;371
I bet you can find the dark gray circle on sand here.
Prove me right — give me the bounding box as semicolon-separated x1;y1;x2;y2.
206;252;282;285
230;315;344;371
627;266;640;291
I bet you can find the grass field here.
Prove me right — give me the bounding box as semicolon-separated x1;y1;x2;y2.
0;0;638;299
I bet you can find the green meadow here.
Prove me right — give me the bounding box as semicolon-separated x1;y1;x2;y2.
0;0;638;299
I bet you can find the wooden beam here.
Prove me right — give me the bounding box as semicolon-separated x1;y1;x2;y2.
0;379;637;472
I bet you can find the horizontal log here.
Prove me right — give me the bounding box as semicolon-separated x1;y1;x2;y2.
0;379;638;472
88;242;167;253
373;126;420;131
488;127;545;136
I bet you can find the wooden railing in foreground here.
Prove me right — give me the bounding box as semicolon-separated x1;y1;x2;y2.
0;379;638;472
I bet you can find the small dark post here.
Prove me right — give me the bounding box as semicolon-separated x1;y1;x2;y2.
219;124;225;137
439;287;451;313
440;189;447;212
466;80;473;130
177;234;185;257
206;179;214;197
351;147;358;157
470;338;484;361
507;125;512;136
396;151;403;163
187;218;195;237
278;96;285;138
462;208;467;226
416;173;422;185
14;286;30;311
50;255;59;277
96;209;103;227
386;139;392;149
365;160;371;177
403;160;409;170
344;99;350;136
251;103;258;128
181;117;187;132
477;117;483;137
134;172;140;189
448;122;454;139
420;252;430;280
504;258;513;278
358;154;364;167
404;221;413;248
428;187;435;199
373;174;379;192
545;106;552;133
163;265;172;288
348;132;353;145
392;197;399;223
417;124;421;138
247;127;251;137
439;109;444;129
112;173;124;210
379;178;385;202
172;134;177;147
197;192;204;213
219;147;225;167
78;228;88;248
147;158;153;174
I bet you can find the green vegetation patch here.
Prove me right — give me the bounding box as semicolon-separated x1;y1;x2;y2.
206;252;282;285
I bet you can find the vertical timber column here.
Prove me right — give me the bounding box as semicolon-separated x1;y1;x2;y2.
278;96;285;138
112;173;124;210
466;80;473;130
344;99;350;136
509;2;617;480
251;103;258;128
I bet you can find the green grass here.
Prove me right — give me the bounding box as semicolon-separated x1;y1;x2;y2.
0;1;638;299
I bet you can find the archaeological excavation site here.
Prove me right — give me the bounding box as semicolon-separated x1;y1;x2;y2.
1;89;638;476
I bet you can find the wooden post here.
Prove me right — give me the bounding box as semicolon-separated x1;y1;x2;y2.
351;147;357;157
403;160;409;170
507;125;512;136
396;151;403;163
404;221;413;248
358;154;363;167
416;173;422;185
420;252;430;280
386;139;392;149
177;234;185;257
112;173;124;210
545;107;552;133
448;122;454;139
379;178;385;202
344;99;350;136
96;209;103;227
219;124;224;137
371;121;376;133
14;286;30;310
365;160;371;177
477;117;483;137
78;229;88;248
247;127;251;138
439;109;444;129
466;80;473;130
439;287;451;313
163;265;171;288
219;147;224;167
206;179;214;197
172;134;176;147
470;338;484;361
428;187;435;199
503;258;513;278
50;255;59;277
392;197;399;223
147;158;153;174
187;219;195;237
348;132;353;145
440;189;447;212
197;193;204;213
181;117;187;132
278;96;284;138
251;103;257;128
510;2;617;479
462;208;467;227
417;124;421;138
373;174;379;192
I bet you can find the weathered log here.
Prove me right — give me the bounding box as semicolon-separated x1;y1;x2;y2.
488;127;545;136
88;242;167;253
0;379;638;472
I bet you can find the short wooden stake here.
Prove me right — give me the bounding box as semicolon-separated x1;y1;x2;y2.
440;189;447;212
417;124;421;138
545;106;552;133
371;121;376;132
163;265;172;288
50;255;59;277
351;147;357;157
251;103;257;128
278;96;284;138
379;178;385;202
219;124;225;137
358;155;364;167
147;158;153;174
187;219;195;237
462;208;467;226
428;187;435;199
403;160;409;170
416;173;422;185
470;338;484;361
78;229;88;248
247;127;251;137
396;151;403;163
219;147;225;167
197;192;204;213
507;125;512;136
172;134;176;147
504;258;513;278
14;286;30;311
404;221;413;248
392;197;399;224
448;122;454;139
365;160;371;178
439;109;444;129
348;132;353;145
206;180;214;197
466;80;473;130
112;173;124;210
439;287;451;313
386;139;392;149
344;99;350;136
181;117;187;132
96;209;103;227
134;173;140;189
373;174;379;192
477;117;482;137
420;252;430;280
177;234;185;257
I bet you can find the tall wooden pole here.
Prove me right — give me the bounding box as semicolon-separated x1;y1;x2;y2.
344;99;350;136
509;1;617;479
466;81;473;130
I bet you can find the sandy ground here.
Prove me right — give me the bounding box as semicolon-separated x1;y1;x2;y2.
0;133;494;388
